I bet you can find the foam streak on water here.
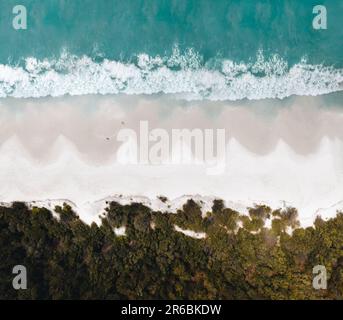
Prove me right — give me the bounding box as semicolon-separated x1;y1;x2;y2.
0;50;342;100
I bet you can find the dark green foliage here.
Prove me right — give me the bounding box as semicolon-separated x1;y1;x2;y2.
0;201;342;299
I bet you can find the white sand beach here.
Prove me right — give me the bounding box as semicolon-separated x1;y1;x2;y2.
0;94;343;226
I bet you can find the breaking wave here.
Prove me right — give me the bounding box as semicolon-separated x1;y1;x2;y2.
0;48;342;101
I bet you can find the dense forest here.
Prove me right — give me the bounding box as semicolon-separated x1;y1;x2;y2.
1;199;343;299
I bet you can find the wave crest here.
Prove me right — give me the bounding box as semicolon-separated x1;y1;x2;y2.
0;49;342;100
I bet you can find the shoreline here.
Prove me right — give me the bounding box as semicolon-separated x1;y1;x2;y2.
0;94;343;226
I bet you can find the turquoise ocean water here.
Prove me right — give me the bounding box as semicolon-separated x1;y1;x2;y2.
0;0;342;100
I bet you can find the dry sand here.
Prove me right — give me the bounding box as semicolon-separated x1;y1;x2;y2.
0;94;343;226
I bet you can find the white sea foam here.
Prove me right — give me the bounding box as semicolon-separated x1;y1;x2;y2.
0;49;342;100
